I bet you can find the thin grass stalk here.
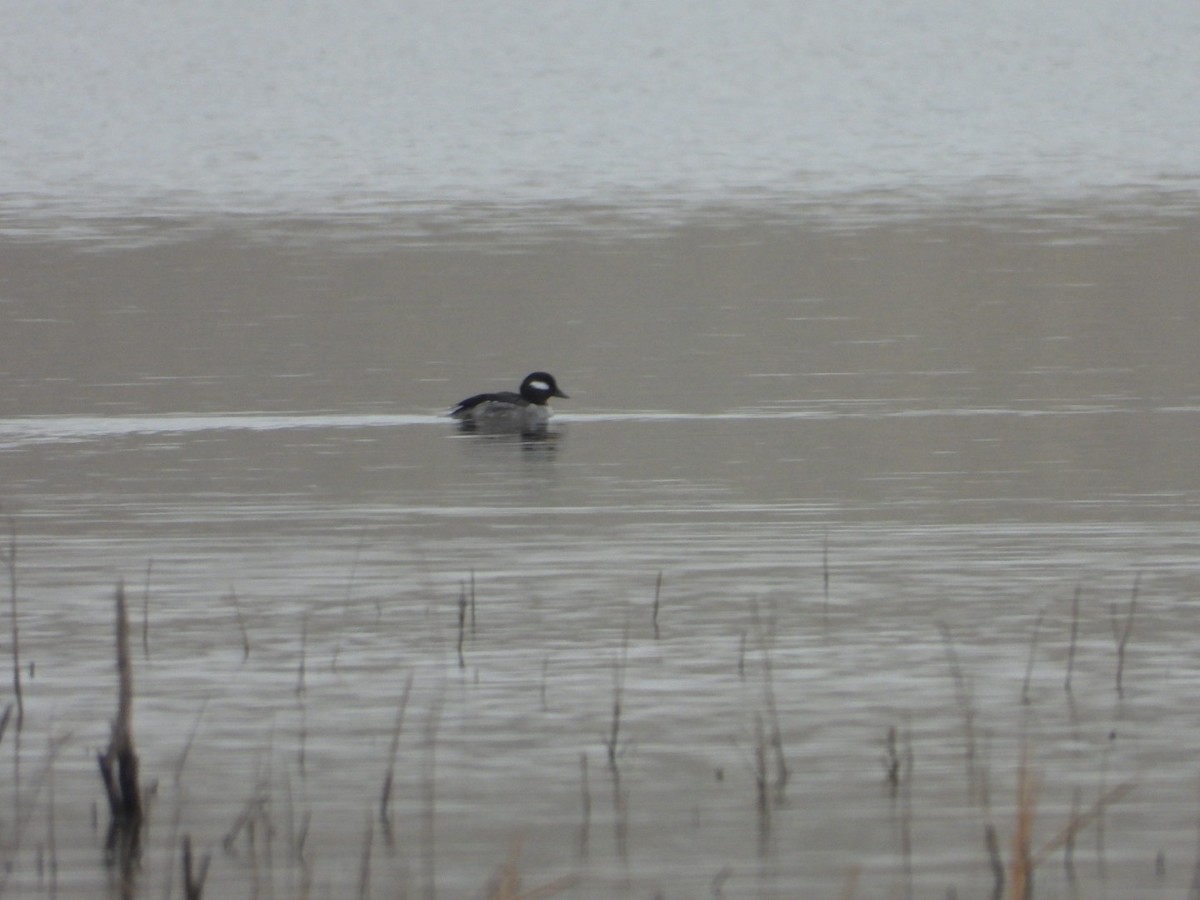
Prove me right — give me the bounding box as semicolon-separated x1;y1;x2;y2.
985;823;1005;900
380;671;414;829
98;583;142;826
1189;773;1200;900
46;733;59;899
181;834;210;900
228;586;251;663
331;537;365;673
469;569;477;633
456;585;468;670
822;531;831;631
295;612;309;697
4;514;23;730
939;623;981;805
578;752;591;857
421;687;444;900
1065;585;1081;694
357;812;374;900
1111;574;1138;698
1006;749;1037;900
898;725;914;900
1030;780;1134;867
751;600;788;797
754;714;770;847
651;570;663;640
604;631;628;772
1020;607;1046;705
140;559;152;661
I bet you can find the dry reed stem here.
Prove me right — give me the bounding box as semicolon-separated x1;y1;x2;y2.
604;631;628;771
98;583;142;827
356;812;374;900
1006;749;1037;900
3;514;23;730
837;866;861;900
1020;607;1045;705
380;671;414;828
750;600;788;798
652;570;663;640
883;726;901;792
1111;574;1138;698
938;624;983;806
822;532;831;632
985;823;1005;900
577;752;590;857
469;568;477;633
754;713;770;841
457;584;468;669
1189;774;1200;900
141;559;153;661
484;835;578;900
1030;780;1134;867
181;834;210;900
228;586;251;662
295;612;308;697
1064;585;1081;693
421;688;444;900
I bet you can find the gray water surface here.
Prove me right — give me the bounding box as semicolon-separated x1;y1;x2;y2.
1;207;1198;898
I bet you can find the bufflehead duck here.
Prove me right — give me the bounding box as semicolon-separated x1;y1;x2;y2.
450;371;569;431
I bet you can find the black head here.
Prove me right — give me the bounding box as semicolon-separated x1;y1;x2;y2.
519;371;569;405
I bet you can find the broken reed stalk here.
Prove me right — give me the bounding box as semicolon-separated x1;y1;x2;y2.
897;725;914;899
985;823;1005;900
295;612;309;697
1189;775;1200;900
181;834;210;900
1007;750;1037;900
939;623;982;805
751;600;788;797
1020;607;1046;705
379;672;414;828
1030;779;1134;868
578;752;591;856
141;559;153;660
356;812;374;900
483;835;578;900
4;514;23;730
651;570;663;640
604;631;628;771
1111;574;1138;698
229;586;251;662
457;584;468;670
98;583;143;829
753;714;770;841
1064;585;1081;693
421;688;444;900
822;532;831;631
469;569;477;634
883;726;902;794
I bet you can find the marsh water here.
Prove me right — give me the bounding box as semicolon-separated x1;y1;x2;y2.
2;203;1199;899
4;1;1200;897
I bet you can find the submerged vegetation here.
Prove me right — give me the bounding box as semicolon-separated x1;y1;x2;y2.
0;523;1194;899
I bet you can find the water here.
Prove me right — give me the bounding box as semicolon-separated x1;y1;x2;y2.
3;0;1199;221
2;207;1199;898
3;2;1200;898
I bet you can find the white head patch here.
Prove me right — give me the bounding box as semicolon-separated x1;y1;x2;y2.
529;380;550;392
